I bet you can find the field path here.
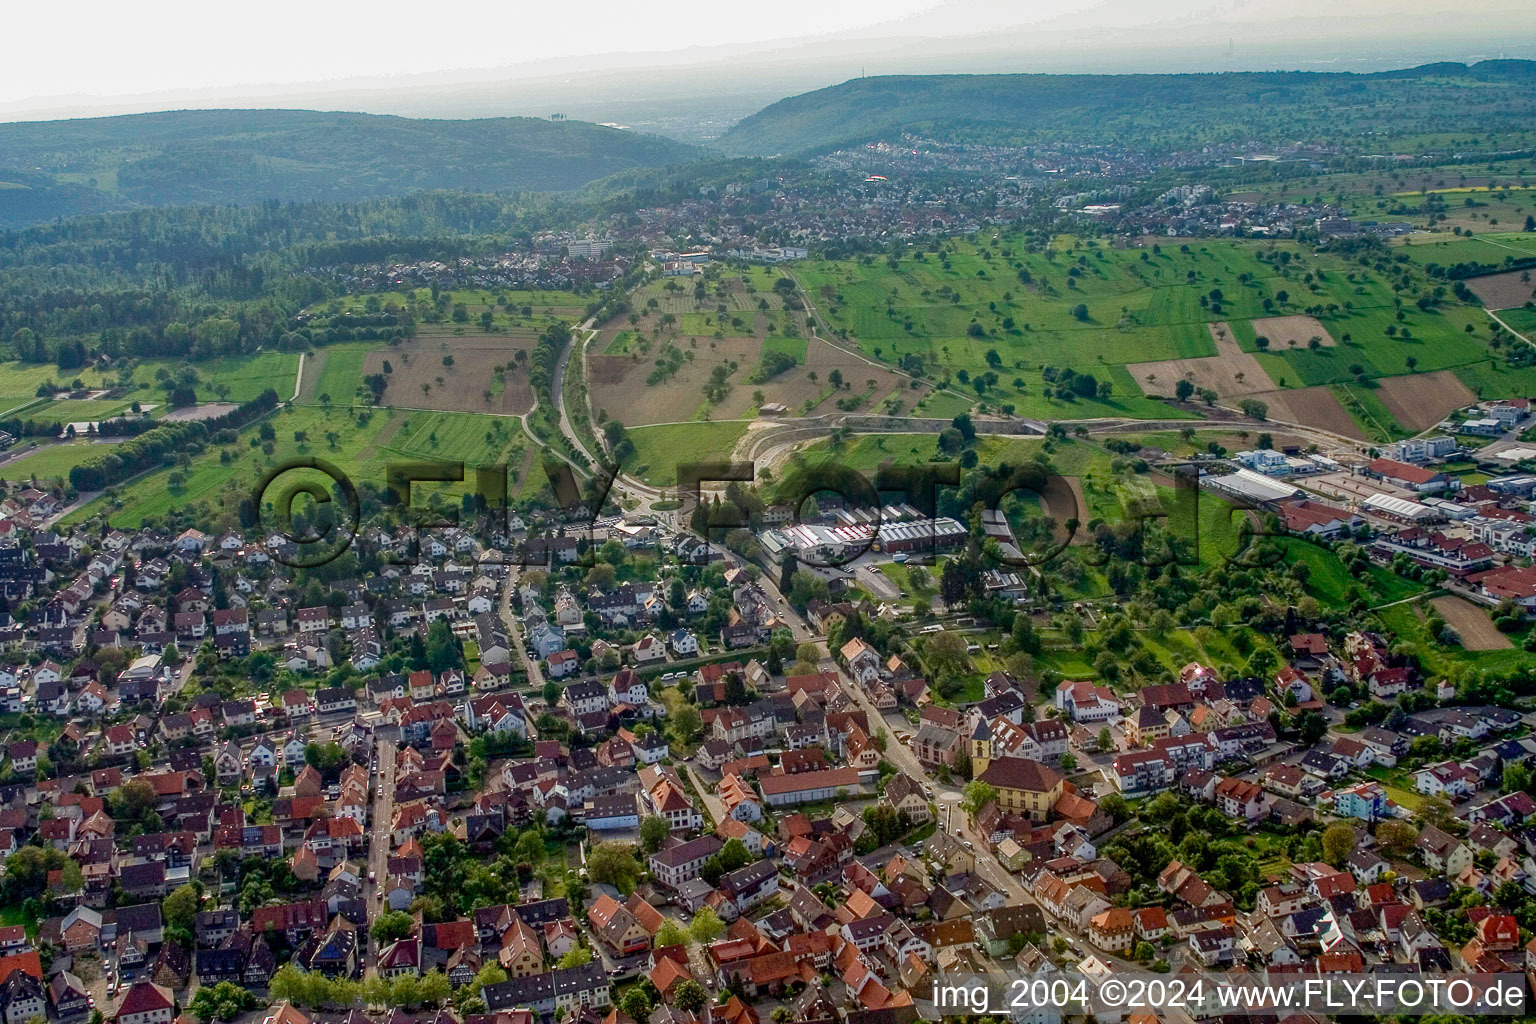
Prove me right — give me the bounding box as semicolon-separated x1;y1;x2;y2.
788;269;976;408
1489;309;1535;346
291;353;306;402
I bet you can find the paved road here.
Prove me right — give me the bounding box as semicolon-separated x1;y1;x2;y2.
552;321;601;467
363;738;397;978
498;569;546;693
746;565;816;643
809;638;1031;907
812;628;1158;977
546;318;693;518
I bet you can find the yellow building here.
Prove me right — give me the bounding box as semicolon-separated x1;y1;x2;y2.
975;756;1065;822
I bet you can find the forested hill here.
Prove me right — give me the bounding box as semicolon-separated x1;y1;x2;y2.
714;60;1536;157
0;108;703;228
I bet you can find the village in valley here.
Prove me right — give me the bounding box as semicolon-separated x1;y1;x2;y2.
3;420;1536;1024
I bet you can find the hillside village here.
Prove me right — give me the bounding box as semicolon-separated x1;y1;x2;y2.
0;465;1533;1024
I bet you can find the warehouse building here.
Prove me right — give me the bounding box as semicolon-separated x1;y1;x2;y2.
1202;468;1304;508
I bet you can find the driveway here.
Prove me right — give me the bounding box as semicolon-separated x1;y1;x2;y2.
683;763;727;827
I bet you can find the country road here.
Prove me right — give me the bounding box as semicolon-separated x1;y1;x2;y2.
549;317;682;510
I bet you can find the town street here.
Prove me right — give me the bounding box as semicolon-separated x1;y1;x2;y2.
363;737;397;978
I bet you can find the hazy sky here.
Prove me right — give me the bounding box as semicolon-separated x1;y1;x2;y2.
6;0;1532;114
7;0;945;102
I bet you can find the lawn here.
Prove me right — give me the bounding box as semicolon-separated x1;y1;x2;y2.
620;420;753;487
69;405;527;527
796;432;1045;473
874;561;940;601
21;398;139;423
1035;643;1100;679
1278;538;1425;607
0;440;132;485
1361;766;1427;811
0;903;36;940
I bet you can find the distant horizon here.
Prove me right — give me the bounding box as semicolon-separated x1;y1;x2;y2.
4;0;1533;130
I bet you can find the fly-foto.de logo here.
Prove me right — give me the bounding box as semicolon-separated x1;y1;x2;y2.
247;453;1287;571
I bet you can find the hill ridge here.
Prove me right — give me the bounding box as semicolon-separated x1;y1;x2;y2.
0;107;703;229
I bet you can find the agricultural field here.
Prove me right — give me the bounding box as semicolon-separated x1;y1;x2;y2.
1129;323;1280;398
1429;595;1511;652
1395;229;1536;261
630;266;801;317
1371;370;1476;432
588;291;924;426
1253;386;1368;439
159;350;303;402
366;333;536;416
791;431;1046;473
1500;307;1536;337
304;342;377;407
790;232;1528;426
1374;600;1534;677
296;330;540;417
1464;268;1536;309
1223;160;1536;223
1228;315;1336;350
